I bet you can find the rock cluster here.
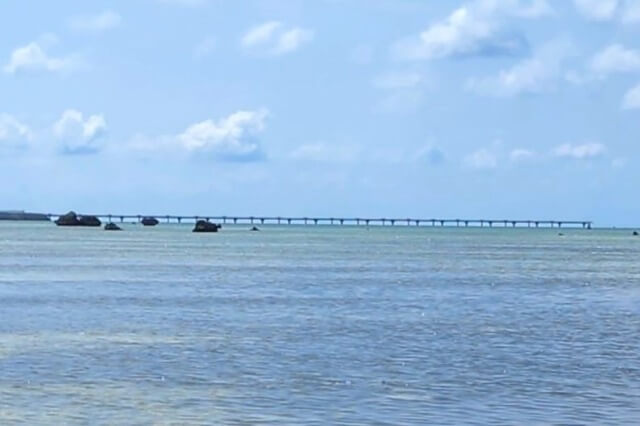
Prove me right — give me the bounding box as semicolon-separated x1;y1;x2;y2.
55;211;101;227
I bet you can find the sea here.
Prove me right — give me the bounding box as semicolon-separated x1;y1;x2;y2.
1;222;639;425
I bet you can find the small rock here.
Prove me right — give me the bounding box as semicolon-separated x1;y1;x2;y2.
104;222;122;231
193;220;220;233
141;217;159;226
250;226;260;231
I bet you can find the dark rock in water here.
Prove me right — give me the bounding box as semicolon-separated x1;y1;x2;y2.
250;226;260;231
633;231;639;236
55;211;79;226
104;222;122;231
193;220;220;233
79;215;101;226
55;211;101;227
141;217;159;226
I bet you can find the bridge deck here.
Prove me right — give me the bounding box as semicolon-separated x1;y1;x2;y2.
46;214;593;228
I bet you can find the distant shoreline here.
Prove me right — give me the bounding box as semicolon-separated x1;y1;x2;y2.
0;211;50;221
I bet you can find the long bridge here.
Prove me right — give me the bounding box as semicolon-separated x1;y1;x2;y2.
46;214;593;229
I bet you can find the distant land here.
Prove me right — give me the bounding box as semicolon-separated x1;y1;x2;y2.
0;211;50;221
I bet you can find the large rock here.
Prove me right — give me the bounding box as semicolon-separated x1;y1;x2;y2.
193;220;220;233
141;217;159;226
55;211;101;227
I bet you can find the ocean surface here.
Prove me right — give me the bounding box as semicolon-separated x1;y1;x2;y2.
1;222;639;425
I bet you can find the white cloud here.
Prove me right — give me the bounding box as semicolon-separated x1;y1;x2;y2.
467;39;571;96
177;109;268;160
3;37;80;74
68;10;121;32
623;83;640;109
241;22;313;55
574;0;619;20
273;28;314;55
53;109;107;154
242;21;282;47
510;148;535;161
553;143;605;159
591;44;640;75
392;0;551;60
193;36;216;58
372;71;423;89
0;114;33;149
464;148;498;169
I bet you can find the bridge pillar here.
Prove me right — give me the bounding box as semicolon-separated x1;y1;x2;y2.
261;218;265;224
288;218;292;225
120;216;124;223
340;219;344;225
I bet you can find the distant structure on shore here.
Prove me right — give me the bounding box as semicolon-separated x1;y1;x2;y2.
0;211;50;221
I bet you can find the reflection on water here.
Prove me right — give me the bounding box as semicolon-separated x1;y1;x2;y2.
1;223;640;424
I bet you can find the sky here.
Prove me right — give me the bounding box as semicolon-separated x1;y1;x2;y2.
1;0;639;226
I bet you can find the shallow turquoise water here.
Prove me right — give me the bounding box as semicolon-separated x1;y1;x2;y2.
1;222;639;424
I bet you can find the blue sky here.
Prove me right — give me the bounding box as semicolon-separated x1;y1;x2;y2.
1;0;639;225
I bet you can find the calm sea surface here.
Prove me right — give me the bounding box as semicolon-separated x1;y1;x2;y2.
1;222;639;425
